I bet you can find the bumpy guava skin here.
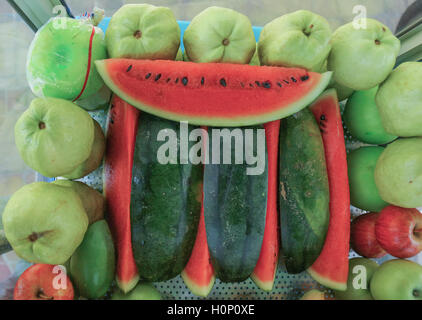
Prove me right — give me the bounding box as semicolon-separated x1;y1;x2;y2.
258;10;332;71
14;98;95;178
183;6;256;64
106;4;180;60
328;19;400;91
376;62;422;137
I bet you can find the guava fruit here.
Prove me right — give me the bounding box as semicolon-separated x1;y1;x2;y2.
14;98;95;178
344;87;397;144
316;61;354;101
62;119;105;180
2;182;89;264
328;19;400;91
258;10;332;71
249;44;260;66
27;17;107;103
52;180;104;224
347;146;389;212
106;4;180;60
376;62;422;137
183;6;256;64
175;48;183;61
375;138;422;208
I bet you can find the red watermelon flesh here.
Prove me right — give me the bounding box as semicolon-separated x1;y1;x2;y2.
95;59;332;127
103;95;140;293
251;120;280;292
307;89;350;291
181;198;216;297
181;128;215;298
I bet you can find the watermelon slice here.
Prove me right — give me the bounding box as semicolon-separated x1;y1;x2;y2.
103;95;140;293
95;59;332;127
251;120;280;292
307;89;350;291
181;198;215;297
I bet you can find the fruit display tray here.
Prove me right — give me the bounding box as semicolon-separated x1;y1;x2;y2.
77;102;371;301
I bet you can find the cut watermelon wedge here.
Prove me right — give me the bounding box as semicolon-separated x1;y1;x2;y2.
181;200;215;297
103;95;140;293
307;89;350;291
95;59;332;127
251;120;280;292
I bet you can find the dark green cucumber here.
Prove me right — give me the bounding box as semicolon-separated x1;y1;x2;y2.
279;108;330;274
204;126;268;282
130;113;202;282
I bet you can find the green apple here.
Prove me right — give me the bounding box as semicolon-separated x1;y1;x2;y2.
15;98;96;178
62;119;105;180
106;4;180;60
111;283;162;300
375;138;422;208
52;180;104;224
370;259;422;300
335;258;379;300
347;146;389;212
344;87;398;145
2;182;88;264
376;62;422;137
300;289;325;300
328;19;400;91
258;10;332;70
27;17;107;102
183;7;256;64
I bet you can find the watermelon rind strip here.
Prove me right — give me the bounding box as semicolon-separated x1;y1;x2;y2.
95;60;332;127
181;270;216;298
307;267;347;292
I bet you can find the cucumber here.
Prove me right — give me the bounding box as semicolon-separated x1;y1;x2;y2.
279;108;330;274
130;113;202;282
203;126;268;282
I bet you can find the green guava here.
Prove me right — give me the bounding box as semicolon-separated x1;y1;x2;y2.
2;182;88;264
175;48;183;61
375;138;422;208
249;44;260;66
106;4;180;60
14;98;95;178
347;146;389;212
258;10;332;70
344;87;397;144
62;119;105;180
27;17;107;102
328;19;400;91
183;7;256;64
317;60;354;101
52;180;104;224
376;62;422;137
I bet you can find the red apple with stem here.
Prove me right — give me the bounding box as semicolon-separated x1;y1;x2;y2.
375;206;422;258
14;264;74;300
351;212;387;258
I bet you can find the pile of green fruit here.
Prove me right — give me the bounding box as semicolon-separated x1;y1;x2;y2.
3;2;422;301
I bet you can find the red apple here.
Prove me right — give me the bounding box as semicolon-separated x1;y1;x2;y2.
14;264;74;300
375;206;422;258
351;212;387;258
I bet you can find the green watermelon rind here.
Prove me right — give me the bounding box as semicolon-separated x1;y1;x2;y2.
95;59;332;127
181;269;216;298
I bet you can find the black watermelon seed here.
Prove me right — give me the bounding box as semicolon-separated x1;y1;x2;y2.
284;80;289;84
155;74;162;81
175;78;179;83
182;77;188;86
249;83;254;87
110;118;114;124
291;77;297;82
220;78;227;87
301;75;310;81
320;115;326;121
277;82;282;87
166;78;171;83
262;81;271;89
201;77;205;85
126;65;133;72
145;73;151;79
255;81;261;87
